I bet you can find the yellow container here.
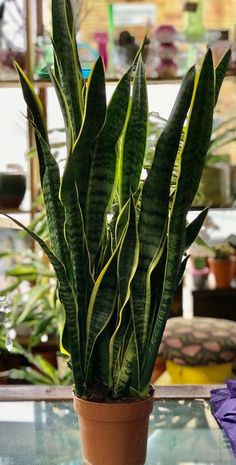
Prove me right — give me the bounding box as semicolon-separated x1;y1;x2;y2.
156;360;233;385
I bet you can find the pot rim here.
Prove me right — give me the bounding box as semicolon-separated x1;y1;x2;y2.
73;386;155;421
73;385;155;406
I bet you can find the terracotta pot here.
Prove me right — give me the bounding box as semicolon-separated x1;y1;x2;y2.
232;255;236;278
208;257;234;288
73;389;154;465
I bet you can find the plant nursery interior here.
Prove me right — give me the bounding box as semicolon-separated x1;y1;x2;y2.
1;1;236;464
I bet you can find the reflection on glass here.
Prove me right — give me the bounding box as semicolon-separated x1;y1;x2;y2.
0;399;235;465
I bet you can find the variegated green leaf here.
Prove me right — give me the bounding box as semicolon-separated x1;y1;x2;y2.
63;185;93;349
109;197;139;388
111;305;132;379
85;67;132;262
185;208;208;251
140;49;215;391
0;211;84;396
175;254;190;288
62;57;107;219
59;58;106;335
113;332;135;398
120;56;148;206
117;197;139;306
85;251;118;385
52;0;84;137
15;63;48;182
130;66;195;364
35;133;71;273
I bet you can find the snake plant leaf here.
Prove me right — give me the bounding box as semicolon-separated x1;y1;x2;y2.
175;255;190;289
85;66;132;262
15;63;47;182
117;197;139;307
110;305;132;381
109;197;139;385
35;133;71;273
120;56;148;207
115;200;130;250
59;58;106;329
138;65;195;269
85;247;119;385
85;198;138;385
52;0;84;136
214;49;231;105
130;66;195;363
140;49;215;391
177;49;215;210
62;57;107;219
185;208;208;251
9;0;229;400
0;211;84;395
63;186;93;350
113;331;135;397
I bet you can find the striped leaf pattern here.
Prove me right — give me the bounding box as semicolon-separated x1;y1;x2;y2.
15;65;71;276
85;67;132;261
120;56;148;207
52;0;84;137
113;332;135;398
85;247;119;384
62;57;107;219
140;50;215;390
15;64;47;182
63;184;93;354
37;134;71;272
130;66;195;366
109;198;139;388
0;211;83;395
185;208;208;251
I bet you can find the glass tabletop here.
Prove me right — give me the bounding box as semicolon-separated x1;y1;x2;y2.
0;398;235;465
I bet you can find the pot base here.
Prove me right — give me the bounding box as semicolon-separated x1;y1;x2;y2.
73;391;154;465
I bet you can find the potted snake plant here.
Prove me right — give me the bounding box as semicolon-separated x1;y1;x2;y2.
1;1;230;464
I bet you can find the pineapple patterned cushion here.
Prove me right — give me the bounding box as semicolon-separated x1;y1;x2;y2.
159;317;236;366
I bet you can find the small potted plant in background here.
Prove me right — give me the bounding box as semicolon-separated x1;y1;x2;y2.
228;234;236;282
0;0;230;463
208;242;235;288
189;256;209;289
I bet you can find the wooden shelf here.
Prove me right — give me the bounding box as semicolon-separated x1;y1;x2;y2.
0;76;183;88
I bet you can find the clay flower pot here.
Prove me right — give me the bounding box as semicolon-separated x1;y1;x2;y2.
73;389;154;465
232;254;236;278
208;257;234;288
